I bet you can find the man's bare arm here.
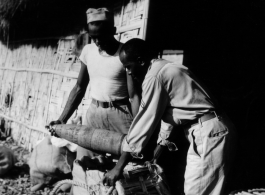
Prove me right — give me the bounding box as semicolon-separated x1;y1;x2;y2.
127;73;141;117
56;62;89;124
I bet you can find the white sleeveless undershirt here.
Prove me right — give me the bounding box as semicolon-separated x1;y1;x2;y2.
79;43;128;102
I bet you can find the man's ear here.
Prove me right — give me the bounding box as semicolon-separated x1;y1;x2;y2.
137;57;145;66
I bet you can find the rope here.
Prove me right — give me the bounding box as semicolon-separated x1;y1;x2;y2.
49;179;114;195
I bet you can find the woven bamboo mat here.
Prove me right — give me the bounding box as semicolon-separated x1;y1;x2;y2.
0;37;88;151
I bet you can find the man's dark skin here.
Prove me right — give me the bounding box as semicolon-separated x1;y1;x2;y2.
49;21;140;127
102;47;164;187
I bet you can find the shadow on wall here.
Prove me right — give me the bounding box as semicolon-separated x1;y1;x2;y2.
147;0;265;192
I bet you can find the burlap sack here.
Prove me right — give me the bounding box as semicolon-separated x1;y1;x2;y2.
71;159;116;195
28;136;76;191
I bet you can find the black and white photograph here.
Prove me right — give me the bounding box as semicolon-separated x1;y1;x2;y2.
0;0;264;194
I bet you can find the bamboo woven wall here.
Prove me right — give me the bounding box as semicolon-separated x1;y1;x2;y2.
0;37;91;151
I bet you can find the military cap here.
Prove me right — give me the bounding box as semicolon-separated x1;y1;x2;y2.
86;8;114;24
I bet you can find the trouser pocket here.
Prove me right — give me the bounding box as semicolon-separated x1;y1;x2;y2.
187;128;203;158
208;118;229;138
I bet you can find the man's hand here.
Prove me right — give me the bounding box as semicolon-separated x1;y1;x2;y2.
49;119;64;126
46;120;64;137
103;166;123;186
102;152;132;186
46;119;64;130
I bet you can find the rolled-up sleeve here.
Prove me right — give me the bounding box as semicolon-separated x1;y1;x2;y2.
157;120;174;145
123;76;168;157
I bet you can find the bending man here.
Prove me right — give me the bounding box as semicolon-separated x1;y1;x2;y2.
103;38;237;195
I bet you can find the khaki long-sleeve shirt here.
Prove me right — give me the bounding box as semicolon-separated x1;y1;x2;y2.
123;59;216;157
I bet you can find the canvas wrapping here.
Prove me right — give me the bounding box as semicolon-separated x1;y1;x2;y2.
28;136;76;191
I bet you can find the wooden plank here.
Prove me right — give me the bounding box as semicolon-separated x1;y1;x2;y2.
0;113;48;134
0;67;79;78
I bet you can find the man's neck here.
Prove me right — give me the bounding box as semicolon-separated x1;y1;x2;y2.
101;38;120;56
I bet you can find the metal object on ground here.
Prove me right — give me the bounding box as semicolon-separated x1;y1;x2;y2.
52;124;126;155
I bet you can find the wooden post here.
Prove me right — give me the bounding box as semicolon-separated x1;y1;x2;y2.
31;41;48;125
141;0;150;40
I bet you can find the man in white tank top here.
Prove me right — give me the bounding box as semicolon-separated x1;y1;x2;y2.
50;8;140;159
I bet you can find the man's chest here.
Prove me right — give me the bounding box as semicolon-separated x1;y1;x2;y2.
86;55;125;79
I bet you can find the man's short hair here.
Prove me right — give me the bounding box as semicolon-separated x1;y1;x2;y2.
120;38;152;62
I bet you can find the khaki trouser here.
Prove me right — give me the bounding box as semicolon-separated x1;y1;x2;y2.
183;113;237;195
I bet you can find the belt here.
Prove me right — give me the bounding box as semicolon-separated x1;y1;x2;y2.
186;111;220;127
92;98;129;108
